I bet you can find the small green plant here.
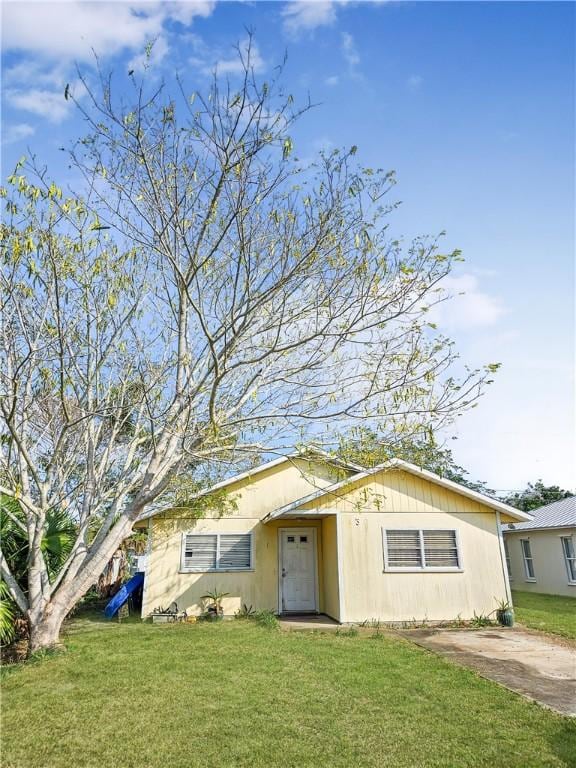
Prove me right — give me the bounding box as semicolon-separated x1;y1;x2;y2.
252;610;279;629
27;646;65;663
436;613;468;628
152;605;176;615
235;603;255;619
470;611;494;628
336;626;358;638
0;581;16;646
360;618;384;637
200;589;229;620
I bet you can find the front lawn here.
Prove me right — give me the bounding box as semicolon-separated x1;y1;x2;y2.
2;616;575;768
512;590;576;640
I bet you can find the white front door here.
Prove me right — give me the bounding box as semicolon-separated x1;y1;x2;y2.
280;529;317;612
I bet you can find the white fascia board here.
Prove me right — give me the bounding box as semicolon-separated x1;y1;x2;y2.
385;459;532;522
503;524;575;534
138;451;361;522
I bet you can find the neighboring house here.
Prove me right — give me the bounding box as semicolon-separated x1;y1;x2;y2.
138;452;531;623
503;496;576;597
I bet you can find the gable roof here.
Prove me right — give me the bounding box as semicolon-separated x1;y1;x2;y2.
136;450;362;522
502;496;576;533
263;458;532;522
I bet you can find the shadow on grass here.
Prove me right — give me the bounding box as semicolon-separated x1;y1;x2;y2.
64;605;143;635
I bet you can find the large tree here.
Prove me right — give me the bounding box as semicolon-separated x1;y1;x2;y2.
0;44;496;650
503;481;574;512
334;427;494;495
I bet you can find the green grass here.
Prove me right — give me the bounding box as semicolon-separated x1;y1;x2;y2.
512;591;576;640
2;616;575;768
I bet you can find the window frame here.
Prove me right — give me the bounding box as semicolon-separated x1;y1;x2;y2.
520;538;536;581
560;536;576;584
504;538;513;581
382;528;463;573
180;532;254;573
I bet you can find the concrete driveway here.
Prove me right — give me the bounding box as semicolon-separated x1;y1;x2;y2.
398;627;576;716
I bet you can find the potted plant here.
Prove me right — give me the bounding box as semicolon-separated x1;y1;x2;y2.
200;589;229;621
150;602;184;624
150;605;174;624
495;598;514;627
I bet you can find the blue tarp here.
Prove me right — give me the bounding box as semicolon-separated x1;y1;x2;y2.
104;571;145;618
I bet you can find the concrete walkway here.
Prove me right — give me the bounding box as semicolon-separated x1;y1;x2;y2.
279;614;340;631
398;627;576;716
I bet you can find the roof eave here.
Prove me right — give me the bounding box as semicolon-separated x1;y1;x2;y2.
503;524;576;534
384;459;532;522
136;450;362;522
264;458;533;523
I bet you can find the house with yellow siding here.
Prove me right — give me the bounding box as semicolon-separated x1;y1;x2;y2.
139;453;531;623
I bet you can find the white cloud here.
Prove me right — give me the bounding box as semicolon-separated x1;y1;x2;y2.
190;38;265;76
325;75;339;86
2;123;35;146
1;1;215;61
282;1;338;37
3;60;65;87
4;88;73;124
2;2;216;124
157;1;215;25
128;35;170;73
407;74;423;90
431;274;507;331
341;31;360;70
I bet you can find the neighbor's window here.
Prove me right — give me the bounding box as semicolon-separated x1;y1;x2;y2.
561;537;576;583
181;533;252;572
520;539;535;580
383;529;460;571
504;539;512;580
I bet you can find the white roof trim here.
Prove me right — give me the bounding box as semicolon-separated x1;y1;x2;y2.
503;524;574;534
137;451;362;521
263;458;532;523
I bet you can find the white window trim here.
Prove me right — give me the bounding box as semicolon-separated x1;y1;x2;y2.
382;528;463;573
560;535;576;585
503;537;513;581
180;532;254;573
520;538;536;582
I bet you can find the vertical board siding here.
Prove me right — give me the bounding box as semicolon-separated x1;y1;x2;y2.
300;469;506;622
340;510;505;622
144;517;327;617
321;516;340;620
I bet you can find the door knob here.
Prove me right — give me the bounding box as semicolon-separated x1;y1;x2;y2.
282;568;286;577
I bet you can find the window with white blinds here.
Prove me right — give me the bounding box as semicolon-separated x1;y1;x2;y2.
383;529;461;571
181;533;252;571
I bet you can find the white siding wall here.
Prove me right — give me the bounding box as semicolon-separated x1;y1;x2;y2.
504;527;576;597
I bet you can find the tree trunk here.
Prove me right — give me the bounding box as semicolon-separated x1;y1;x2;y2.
27;514;139;652
28;608;66;653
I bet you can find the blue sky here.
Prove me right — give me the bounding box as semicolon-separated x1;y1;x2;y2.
2;1;574;491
